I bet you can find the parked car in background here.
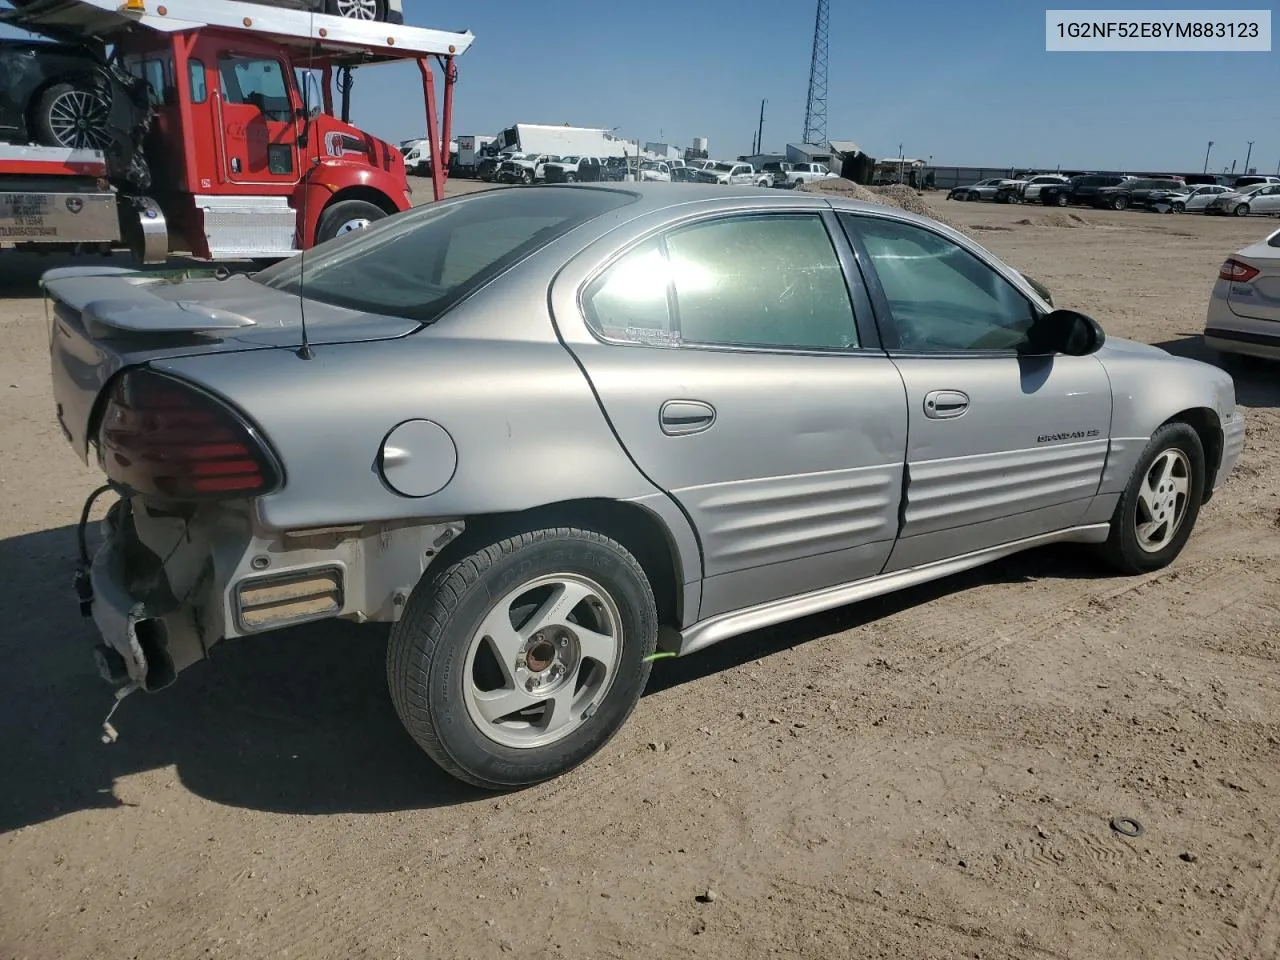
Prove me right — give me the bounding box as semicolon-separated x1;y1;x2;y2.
1149;183;1234;213
600;156;631;181
1091;177;1186;211
785;162;839;186
760;160;794;184
497;152;556;184
692;160;770;187
1039;174;1134;206
996;174;1069;204
947;178;1020;201
639;160;673;182
1204;226;1280;361
49;183;1244;791
1232;175;1280;190
1203;182;1280;217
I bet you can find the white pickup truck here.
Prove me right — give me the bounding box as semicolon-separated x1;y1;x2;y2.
692;160;771;187
784;162;839;185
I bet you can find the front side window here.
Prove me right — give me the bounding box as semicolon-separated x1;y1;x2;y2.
218;57;291;121
843;213;1036;353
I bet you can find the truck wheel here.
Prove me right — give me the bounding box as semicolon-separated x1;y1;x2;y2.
315;199;387;243
33;82;112;150
1055;193;1069;206
1099;422;1205;576
326;0;386;19
564;172;578;183
386;527;658;790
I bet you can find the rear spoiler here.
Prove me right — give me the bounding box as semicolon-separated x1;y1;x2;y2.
41;267;258;335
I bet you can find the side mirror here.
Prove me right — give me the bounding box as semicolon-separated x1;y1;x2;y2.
1025;309;1106;357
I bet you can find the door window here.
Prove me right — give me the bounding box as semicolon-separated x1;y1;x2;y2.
665;215;858;350
188;59;207;103
218;57;292;121
843;213;1036;353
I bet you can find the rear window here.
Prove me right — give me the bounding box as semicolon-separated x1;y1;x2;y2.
252;188;637;323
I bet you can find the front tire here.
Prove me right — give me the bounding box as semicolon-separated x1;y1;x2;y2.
1234;203;1251;217
387;527;658;790
314;198;387;244
1099;422;1205;575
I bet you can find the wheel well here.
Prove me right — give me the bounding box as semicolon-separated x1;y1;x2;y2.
1164;407;1223;502
322;186;401;218
434;499;686;629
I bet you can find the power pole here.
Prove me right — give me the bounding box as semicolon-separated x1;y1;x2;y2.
756;99;767;157
1244;140;1254;174
1203;140;1214;174
802;0;829;146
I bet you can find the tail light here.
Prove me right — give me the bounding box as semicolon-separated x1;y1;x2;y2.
97;369;281;500
1220;258;1260;282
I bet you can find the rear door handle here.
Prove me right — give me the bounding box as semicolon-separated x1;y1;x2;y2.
660;399;716;436
924;390;970;419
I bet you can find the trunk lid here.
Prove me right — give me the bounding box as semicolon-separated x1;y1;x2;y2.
44;265;417;464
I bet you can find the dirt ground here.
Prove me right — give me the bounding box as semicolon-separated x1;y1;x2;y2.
2;188;1278;960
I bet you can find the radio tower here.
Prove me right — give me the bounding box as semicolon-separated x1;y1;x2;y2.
802;0;829;145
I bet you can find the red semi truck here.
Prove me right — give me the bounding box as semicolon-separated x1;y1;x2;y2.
0;0;472;263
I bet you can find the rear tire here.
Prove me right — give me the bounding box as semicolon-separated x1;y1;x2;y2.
386;527;658;790
314;198;387;244
1099;422;1205;575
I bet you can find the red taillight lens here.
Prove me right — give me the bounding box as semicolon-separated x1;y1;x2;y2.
97;370;279;500
1220;258;1260;282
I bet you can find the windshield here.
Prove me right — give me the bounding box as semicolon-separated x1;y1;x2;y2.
252;189;637;323
1237;183;1268;195
641;161;663;170
712;162;736;172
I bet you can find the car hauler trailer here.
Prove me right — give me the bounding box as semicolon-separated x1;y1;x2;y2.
0;0;472;263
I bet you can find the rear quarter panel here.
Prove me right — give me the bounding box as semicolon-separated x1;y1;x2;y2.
147;251;691;564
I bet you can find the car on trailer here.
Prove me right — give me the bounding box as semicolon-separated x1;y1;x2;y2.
0;0;471;264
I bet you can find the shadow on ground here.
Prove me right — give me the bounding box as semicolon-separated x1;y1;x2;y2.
0;516;1108;833
1155;334;1280;410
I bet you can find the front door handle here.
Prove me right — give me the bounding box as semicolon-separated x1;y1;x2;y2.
924;390;970;419
660;399;716;436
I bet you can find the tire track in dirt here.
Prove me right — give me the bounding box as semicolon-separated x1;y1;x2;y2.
1210;835;1280;960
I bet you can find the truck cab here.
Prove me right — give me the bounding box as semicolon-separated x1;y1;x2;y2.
0;0;473;263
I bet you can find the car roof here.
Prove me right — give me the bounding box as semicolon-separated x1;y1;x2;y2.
506;182;963;241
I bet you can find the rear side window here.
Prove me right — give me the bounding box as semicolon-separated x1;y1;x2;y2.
254;188;637;322
583;214;859;351
664;215;857;350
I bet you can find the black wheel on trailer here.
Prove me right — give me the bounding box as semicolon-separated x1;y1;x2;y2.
324;0;388;20
32;81;112;150
315;199;387;244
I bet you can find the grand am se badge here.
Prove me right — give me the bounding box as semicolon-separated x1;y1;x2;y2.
1038;428;1102;443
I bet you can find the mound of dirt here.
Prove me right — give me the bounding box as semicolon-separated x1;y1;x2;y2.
798;179;960;230
1013;212;1090;228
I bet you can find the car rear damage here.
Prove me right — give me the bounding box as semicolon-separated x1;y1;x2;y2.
44;265;461;707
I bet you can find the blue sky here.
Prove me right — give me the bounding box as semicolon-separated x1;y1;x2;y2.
3;1;1276;172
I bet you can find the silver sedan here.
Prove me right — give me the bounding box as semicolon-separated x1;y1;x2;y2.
46;183;1246;789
